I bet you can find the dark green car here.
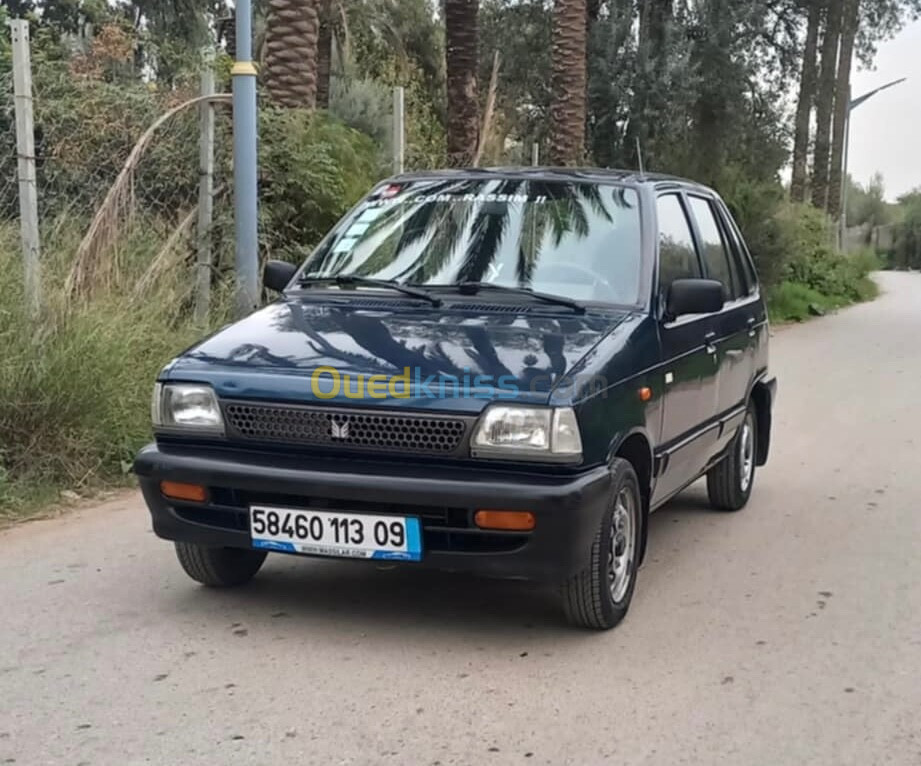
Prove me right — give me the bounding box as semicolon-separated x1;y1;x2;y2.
135;168;776;629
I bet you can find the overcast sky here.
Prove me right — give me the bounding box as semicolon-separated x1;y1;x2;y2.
848;19;921;200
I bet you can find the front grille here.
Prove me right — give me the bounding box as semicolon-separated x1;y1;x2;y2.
223;401;469;455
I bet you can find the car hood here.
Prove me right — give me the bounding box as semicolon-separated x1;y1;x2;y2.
166;298;633;413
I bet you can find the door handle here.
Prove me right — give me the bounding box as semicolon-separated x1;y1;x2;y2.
726;349;744;358
705;331;717;355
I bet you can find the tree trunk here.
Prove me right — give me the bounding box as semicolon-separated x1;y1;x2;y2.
790;0;821;203
811;0;843;211
550;0;588;166
263;0;320;110
316;0;333;109
827;0;859;220
445;0;480;167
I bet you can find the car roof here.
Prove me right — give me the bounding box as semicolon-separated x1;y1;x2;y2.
389;166;717;195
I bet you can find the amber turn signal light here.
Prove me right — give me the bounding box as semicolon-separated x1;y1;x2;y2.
160;480;208;503
638;387;653;402
474;510;536;531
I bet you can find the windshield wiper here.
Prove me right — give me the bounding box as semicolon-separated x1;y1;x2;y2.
421;282;585;314
298;275;442;307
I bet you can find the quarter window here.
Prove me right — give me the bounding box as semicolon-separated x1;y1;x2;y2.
656;194;701;289
717;203;759;296
688;196;739;300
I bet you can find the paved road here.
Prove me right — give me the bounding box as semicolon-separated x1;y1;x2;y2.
2;272;920;766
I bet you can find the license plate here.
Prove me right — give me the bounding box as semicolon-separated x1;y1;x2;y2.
249;506;422;562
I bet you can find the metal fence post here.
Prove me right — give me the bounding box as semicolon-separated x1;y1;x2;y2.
11;19;41;318
232;0;260;318
393;87;405;174
531;142;540;167
195;58;216;323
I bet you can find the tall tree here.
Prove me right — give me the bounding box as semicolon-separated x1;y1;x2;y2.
263;0;320;109
444;0;480;166
811;0;843;210
316;0;333;109
827;0;860;219
790;0;821;203
550;0;588;165
628;0;673;168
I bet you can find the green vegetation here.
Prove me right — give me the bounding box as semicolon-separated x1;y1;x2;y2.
765;204;880;322
0;225;226;521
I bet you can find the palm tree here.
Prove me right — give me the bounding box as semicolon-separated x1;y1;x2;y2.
263;0;320;109
550;0;587;166
316;0;334;109
444;0;480;166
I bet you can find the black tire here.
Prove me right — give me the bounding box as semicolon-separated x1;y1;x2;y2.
707;402;757;512
562;458;642;630
174;542;267;587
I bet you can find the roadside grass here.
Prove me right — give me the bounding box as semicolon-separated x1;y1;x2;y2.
0;221;232;522
768;274;879;324
768;248;881;324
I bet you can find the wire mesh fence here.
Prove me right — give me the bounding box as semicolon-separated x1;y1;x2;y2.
0;70;18;224
0;29;238;314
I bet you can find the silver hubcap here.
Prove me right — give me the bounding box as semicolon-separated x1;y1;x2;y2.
739;415;755;493
608;487;637;603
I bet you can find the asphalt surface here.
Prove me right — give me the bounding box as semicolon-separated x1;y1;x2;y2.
2;271;920;766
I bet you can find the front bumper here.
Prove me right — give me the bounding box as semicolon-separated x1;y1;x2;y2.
134;444;614;582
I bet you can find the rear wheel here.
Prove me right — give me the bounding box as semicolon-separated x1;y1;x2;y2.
707;403;757;511
174;542;267;587
562;458;641;630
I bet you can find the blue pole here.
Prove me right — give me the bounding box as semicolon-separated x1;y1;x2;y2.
232;0;259;317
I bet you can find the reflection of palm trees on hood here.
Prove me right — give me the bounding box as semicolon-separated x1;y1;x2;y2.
275;300;468;379
187;344;300;369
280;301;396;375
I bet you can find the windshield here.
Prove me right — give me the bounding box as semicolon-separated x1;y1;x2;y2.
301;178;645;306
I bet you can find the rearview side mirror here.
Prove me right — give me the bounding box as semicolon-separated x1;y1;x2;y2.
264;260;298;293
666;279;724;319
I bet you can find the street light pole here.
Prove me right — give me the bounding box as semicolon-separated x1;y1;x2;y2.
232;0;260;318
839;77;906;250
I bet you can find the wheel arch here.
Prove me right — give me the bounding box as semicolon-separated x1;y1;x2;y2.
608;429;654;564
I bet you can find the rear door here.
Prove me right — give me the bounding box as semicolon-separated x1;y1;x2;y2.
652;193;721;505
686;195;758;450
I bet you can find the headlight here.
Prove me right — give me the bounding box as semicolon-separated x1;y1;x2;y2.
471;406;582;461
152;383;224;434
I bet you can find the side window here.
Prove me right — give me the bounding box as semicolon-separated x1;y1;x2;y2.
688;196;740;300
717;202;758;295
723;206;758;295
656;194;701;290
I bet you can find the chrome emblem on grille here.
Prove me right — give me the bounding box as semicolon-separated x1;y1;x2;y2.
330;419;350;439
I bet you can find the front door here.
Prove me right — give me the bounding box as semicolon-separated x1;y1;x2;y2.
686;195;762;453
652;193;721;506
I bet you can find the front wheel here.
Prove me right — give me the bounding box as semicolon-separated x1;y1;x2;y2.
707;403;757;511
174;542;267;587
562;458;642;630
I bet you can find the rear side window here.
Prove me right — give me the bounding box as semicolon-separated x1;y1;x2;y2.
656;194;701;289
688;196;741;300
716;202;759;295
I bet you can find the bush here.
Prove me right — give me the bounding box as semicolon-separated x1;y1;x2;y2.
259;109;381;261
0;223;228;517
717;171;791;288
780;205;879;302
891;192;921;270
